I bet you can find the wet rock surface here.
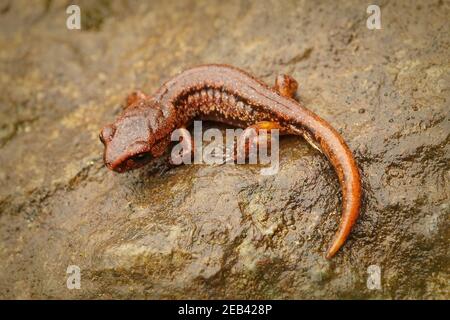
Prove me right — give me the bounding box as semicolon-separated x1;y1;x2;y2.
0;0;448;299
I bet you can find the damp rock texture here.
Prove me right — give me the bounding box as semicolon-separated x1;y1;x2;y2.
0;0;448;299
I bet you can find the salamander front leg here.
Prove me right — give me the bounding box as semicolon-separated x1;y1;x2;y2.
169;127;194;165
125;90;149;108
274;74;298;98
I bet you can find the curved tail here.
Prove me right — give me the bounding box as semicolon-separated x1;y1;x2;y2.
291;113;362;259
324;147;362;259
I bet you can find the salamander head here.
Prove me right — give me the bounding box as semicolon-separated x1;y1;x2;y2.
99;102;163;173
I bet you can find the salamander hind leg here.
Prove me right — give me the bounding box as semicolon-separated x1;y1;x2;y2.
125;90;149;108
274;74;298;98
234;121;283;162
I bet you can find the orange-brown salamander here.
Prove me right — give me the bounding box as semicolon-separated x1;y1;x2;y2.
99;64;362;259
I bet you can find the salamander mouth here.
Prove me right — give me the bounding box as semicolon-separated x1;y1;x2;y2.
109;152;153;173
130;152;153;166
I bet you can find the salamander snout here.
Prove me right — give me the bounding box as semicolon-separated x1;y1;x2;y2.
100;116;154;173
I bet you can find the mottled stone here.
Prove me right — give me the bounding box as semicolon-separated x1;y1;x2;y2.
0;0;448;299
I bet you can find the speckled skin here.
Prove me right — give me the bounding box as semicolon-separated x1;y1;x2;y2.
99;64;362;259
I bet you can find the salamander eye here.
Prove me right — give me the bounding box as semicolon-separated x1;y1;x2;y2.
100;125;116;144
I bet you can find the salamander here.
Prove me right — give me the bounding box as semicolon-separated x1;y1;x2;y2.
99;64;362;259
